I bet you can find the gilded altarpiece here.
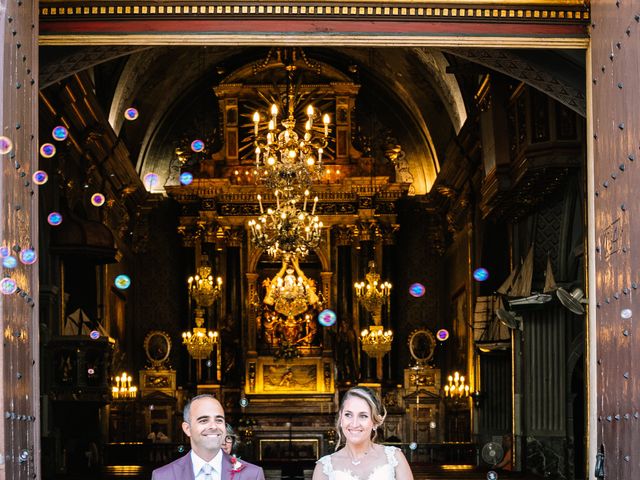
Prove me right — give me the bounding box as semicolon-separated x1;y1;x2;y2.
167;50;407;401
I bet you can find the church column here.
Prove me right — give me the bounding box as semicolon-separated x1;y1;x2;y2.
354;230;375;381
382;226;397;381
320;271;333;351
245;272;259;352
221;229;242;385
335;227;359;383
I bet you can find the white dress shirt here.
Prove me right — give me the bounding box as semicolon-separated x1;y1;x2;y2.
191;449;223;480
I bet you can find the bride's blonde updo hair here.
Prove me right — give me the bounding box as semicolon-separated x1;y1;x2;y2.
335;386;387;450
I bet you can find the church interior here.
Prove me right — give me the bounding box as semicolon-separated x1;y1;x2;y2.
34;45;587;479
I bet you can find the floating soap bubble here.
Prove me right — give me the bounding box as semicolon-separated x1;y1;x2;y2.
206;360;213;368
87;368;95;375
0;247;10;258
180;172;193;186
19;249;37;265
33;170;48;185
47;212;63;226
409;442;418;451
409;283;426;298
318;309;337;327
91;193;106;207
621;308;632;319
0;136;13;155
239;398;249;408
52;126;68;141
89;330;100;340
191;139;205;152
487;471;499;480
0;278;18;295
2;256;17;269
473;267;489;282
143;172;159;189
123;107;139;121
436;329;450;341
40;143;56;158
114;274;131;290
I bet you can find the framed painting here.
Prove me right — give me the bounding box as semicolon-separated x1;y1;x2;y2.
249;357;334;394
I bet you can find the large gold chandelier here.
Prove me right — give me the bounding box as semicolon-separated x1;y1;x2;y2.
252;96;330;196
188;262;223;307
354;261;392;324
247;54;330;259
248;190;322;258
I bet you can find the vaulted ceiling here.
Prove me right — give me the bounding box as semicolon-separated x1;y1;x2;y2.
39;46;585;195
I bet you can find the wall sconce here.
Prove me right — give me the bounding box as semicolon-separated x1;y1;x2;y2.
472;391;483;408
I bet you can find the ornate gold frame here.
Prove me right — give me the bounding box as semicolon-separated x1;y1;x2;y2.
246;357;334;395
143;330;172;369
408;328;437;364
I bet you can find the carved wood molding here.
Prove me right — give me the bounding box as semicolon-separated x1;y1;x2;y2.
39;1;589;47
40;1;589;24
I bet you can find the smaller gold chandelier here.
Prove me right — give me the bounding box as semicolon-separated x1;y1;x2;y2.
360;325;394;381
360;325;394;357
444;371;470;398
354;261;392;323
188;262;223;308
182;308;219;360
112;372;137;400
248;190;322;258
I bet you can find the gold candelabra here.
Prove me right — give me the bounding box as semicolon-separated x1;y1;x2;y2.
354;261;392;324
112;372;137;400
444;371;470;398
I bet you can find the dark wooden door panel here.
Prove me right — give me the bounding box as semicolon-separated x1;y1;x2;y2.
591;0;640;478
0;0;40;478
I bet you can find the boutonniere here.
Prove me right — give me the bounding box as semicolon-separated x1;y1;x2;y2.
230;455;245;478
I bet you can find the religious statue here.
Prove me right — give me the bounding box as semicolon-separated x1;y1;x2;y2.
257;255;322;354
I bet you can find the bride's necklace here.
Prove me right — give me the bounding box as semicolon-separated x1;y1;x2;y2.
347;445;371;466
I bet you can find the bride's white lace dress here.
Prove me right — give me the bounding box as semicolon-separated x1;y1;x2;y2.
317;445;399;480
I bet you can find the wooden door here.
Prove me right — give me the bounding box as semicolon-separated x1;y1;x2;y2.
0;0;41;478
590;0;640;478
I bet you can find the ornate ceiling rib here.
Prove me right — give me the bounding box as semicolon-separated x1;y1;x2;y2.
40;46;151;89
445;48;586;116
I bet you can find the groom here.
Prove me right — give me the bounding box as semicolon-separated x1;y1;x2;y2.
152;394;265;480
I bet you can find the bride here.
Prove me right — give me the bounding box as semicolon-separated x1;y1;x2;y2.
313;386;414;480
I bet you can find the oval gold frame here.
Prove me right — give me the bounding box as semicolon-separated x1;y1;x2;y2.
408;329;436;365
144;330;172;368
